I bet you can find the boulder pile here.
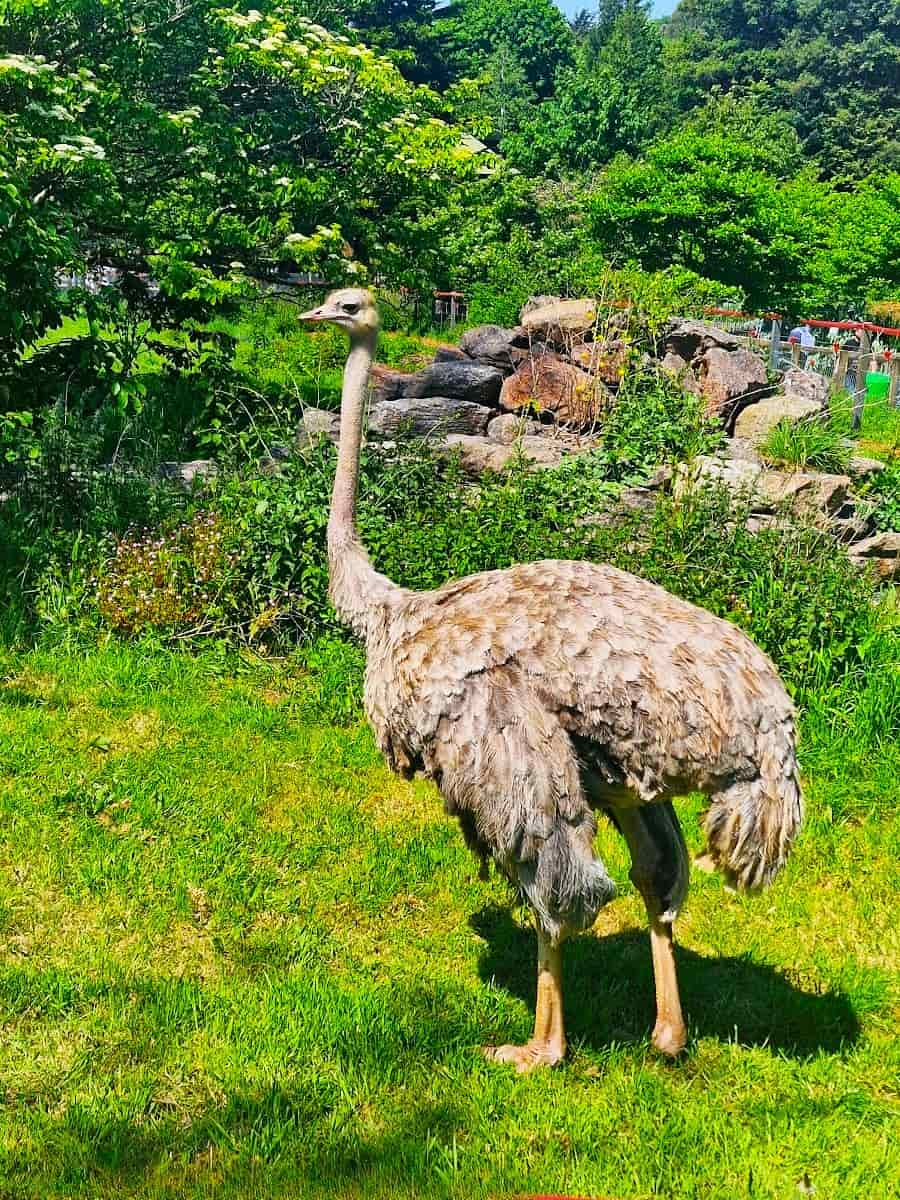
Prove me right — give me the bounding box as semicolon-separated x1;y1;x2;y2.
288;297;900;583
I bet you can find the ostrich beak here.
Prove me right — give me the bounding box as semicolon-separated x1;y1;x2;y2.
299;302;340;323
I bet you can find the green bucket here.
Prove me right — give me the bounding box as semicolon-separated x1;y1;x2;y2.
866;371;891;402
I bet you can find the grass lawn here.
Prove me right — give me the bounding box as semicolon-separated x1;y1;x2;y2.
0;641;897;1199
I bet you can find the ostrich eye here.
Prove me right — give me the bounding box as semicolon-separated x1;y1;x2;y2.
342;302;360;315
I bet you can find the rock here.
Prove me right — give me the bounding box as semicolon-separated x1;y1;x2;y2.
487;412;543;444
370;364;408;402
433;344;468;363
520;294;561;318
158;460;218;489
828;511;873;544
758;470;851;517
439;433;593;475
661;319;740;361
571;338;629;387
295;406;341;448
368;397;492;438
697;346;769;427
678;456;763;499
384;361;504;407
679;456;851;518
459;325;530;374
849;531;900;580
781;367;830;410
724;437;762;464
660;350;702;397
258;445;292;475
520;298;597;345
579;484;662;529
661;351;688;374
733;396;824;444
500;354;608;426
849;455;887;479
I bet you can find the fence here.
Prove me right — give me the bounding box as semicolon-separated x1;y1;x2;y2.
702;309;900;430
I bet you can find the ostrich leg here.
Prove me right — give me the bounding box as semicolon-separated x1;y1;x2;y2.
615;803;689;1057
483;925;566;1072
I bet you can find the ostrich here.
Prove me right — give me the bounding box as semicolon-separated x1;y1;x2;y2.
300;288;803;1072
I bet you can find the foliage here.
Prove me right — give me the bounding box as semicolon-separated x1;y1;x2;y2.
866;462;900;533
667;0;900;179
0;52;109;370
2;0;482;305
760;417;852;474
506;0;667;174
587;121;900;314
95;513;238;637
442;0;574;99
600;365;724;470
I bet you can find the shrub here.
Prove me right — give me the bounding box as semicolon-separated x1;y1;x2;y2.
95;512;239;636
760;417;852;474
866;461;900;532
600;365;724;474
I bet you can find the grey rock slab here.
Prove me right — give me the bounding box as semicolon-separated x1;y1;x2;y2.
295;406;341;448
848;455;887;479
733;396;825;444
661;319;740;361
520;298;597;344
368;397;493;437
459;325;530;373
403;361;504;406
486;412;543;444
439;433;593;475
678;456;851;517
158;460;218;490
780;367;830;410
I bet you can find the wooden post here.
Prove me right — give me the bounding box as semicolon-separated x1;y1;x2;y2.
831;350;849;396
791;342;801;367
769;318;781;370
449;294;458;328
889;358;900;409
853;329;871;431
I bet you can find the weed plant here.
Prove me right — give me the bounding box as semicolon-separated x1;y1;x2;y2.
760;417;851;474
865;461;900;532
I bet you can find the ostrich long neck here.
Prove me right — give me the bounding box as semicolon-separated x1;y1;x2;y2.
327;331;403;640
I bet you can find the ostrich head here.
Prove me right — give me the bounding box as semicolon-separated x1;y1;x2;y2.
300;288;380;339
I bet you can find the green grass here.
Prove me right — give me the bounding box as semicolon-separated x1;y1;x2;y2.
760;417;852;474
0;641;897;1199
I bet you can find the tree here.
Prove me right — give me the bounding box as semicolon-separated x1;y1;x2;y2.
0;52;110;371
505;1;667;174
444;0;574;98
1;1;484;302
664;0;900;178
587;127;817;310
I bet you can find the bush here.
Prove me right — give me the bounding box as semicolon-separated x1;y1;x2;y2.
760;417;852;474
600;365;724;474
866;461;900;532
0;418;188;639
95;512;238;636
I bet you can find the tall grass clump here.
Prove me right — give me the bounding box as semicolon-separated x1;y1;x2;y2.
760;417;851;474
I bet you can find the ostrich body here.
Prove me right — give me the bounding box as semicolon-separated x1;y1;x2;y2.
301;289;804;1071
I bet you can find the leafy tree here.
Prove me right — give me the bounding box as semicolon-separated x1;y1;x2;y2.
443;0;574;98
665;0;900;177
505;1;667;174
0;52;110;372
1;0;482;301
587;127;816;310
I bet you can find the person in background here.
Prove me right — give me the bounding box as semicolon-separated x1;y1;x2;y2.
788;322;816;353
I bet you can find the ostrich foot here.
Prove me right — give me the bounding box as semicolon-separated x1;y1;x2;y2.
482;1039;565;1073
651;1018;687;1058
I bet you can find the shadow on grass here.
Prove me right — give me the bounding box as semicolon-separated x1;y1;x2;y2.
472;904;860;1057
